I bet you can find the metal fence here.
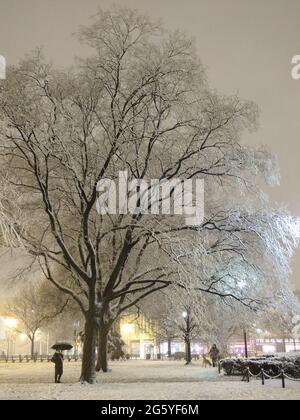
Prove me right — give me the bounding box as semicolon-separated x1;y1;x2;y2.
218;361;300;389
0;354;81;363
242;367;300;388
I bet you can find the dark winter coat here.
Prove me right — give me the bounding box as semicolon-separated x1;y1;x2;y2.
51;352;64;374
209;346;220;362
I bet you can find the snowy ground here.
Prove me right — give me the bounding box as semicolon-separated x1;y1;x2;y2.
0;360;300;400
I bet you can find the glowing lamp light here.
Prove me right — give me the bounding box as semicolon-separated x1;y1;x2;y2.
122;323;134;334
182;311;188;318
19;333;28;341
4;318;17;329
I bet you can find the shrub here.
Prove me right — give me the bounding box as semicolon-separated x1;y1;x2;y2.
220;355;300;378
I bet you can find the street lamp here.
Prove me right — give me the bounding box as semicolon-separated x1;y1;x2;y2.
4;319;17;329
122;323;134;334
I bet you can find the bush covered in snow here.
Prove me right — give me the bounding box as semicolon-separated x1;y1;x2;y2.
220;355;300;378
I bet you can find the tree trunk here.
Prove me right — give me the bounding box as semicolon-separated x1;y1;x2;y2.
167;338;172;358
30;332;36;359
283;338;286;353
96;326;109;372
185;340;192;364
80;314;97;384
185;311;192;364
31;339;35;358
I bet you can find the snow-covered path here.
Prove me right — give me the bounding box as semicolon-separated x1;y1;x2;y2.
0;360;299;400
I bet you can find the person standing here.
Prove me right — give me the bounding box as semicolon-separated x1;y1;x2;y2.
209;344;220;367
51;350;64;383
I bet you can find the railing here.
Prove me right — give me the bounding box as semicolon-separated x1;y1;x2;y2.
243;366;300;388
0;354;155;363
218;361;300;389
0;354;82;363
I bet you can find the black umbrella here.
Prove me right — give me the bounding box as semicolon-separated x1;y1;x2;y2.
51;342;73;351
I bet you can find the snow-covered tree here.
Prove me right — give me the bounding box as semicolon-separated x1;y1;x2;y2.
0;7;298;383
256;289;300;348
2;280;69;356
141;287;210;363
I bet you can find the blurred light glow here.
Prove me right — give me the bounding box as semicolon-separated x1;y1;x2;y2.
122;323;134;334
4;318;17;329
19;333;27;341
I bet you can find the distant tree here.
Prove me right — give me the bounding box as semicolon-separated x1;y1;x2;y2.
142;288;209;364
108;330;126;360
139;293;179;358
257;290;300;352
204;300;256;358
4;281;69;356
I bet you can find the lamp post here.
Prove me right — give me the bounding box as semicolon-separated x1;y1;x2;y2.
243;328;248;359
